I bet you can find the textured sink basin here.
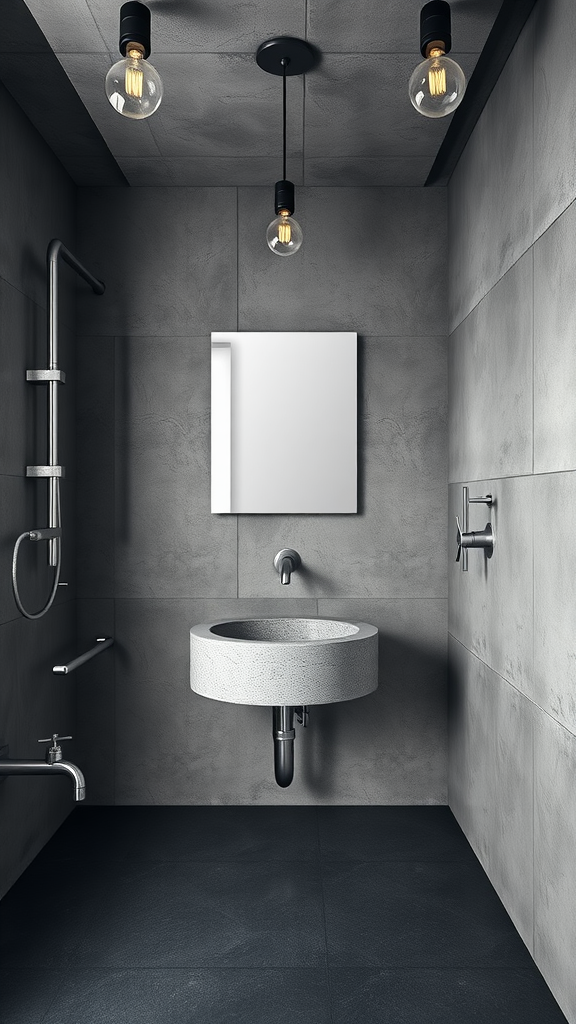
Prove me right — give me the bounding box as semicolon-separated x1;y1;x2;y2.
190;617;378;706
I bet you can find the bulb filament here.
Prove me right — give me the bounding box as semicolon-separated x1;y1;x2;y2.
428;61;446;96
278;219;292;244
126;47;144;99
427;46;446;97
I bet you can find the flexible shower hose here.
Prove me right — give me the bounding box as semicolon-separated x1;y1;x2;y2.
12;479;62;619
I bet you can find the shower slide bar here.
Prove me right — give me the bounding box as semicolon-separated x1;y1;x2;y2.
53;637;114;675
36;240;105;568
12;240;105;620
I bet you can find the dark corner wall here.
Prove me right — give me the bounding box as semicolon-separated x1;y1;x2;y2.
0;80;78;898
74;184;448;806
447;0;576;1019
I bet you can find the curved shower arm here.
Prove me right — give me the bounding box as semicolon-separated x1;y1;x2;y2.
48;239;105;297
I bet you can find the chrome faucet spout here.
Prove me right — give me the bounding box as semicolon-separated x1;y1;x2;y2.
0;759;86;801
280;557;292;585
273;548;302;586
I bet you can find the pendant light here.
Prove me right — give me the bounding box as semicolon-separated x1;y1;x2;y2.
106;2;163;119
257;37;315;256
408;1;466;118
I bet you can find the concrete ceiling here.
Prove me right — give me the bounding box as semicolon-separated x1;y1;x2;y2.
20;0;502;187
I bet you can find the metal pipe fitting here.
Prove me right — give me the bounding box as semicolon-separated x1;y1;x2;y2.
273;706;295;787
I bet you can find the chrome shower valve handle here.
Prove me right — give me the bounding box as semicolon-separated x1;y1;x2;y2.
456;487;495;570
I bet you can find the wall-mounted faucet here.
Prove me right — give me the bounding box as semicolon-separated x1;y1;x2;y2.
456;487;494;570
0;733;86;801
273;548;301;585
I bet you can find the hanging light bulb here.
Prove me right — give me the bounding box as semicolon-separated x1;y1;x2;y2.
408;1;466;118
106;2;163;119
256;38;316;257
266;187;303;257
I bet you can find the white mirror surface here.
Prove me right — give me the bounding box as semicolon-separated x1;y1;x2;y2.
211;332;357;514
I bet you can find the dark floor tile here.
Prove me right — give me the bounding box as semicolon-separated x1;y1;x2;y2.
1;861;326;970
318;807;471;862
322;861;534;969
328;968;568;1023
0;969;60;1024
40;969;331;1024
41;806;320;863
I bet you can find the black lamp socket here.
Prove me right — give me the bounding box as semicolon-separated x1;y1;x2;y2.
275;180;295;216
119;1;151;58
420;0;452;57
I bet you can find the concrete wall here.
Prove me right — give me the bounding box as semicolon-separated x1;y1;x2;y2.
75;183;448;805
0;80;78;897
448;1;576;1019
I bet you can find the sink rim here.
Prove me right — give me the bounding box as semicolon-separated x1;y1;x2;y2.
191;616;377;646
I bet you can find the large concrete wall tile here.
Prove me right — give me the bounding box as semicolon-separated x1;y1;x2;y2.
238;188;447;336
448;637;534;951
0;82;75;317
534;0;576;238
534;711;576;1023
114;336;237;599
76;337;115;599
449;253;533;483
77;188;237;337
448;476;533;698
534;472;576;735
448;16;534;331
534;203;576;473
318;598;447;804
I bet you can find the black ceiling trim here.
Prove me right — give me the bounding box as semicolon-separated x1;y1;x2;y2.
425;0;538;187
0;0;127;187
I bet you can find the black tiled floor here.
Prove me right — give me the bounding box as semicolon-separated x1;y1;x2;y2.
0;807;568;1023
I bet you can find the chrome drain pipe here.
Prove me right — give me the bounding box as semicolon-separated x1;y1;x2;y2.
273;706;295;787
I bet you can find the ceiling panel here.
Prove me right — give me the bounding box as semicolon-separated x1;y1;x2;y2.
307;0;501;53
20;0;504;186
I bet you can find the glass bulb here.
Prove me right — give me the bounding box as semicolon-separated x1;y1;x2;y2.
105;51;163;119
266;215;303;256
408;54;466;118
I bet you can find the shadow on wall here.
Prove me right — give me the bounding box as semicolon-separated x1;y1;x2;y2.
299;632;446;800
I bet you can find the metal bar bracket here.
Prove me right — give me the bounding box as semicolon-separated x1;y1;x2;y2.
26;370;66;384
26;466;65;478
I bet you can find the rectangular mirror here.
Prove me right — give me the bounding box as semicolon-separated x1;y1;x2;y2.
211;331;357;513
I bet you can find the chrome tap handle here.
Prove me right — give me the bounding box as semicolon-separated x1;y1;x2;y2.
38;734;72;763
456;516;463;563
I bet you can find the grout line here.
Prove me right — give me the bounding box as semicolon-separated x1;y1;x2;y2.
531;246;535;477
236;187;239;332
448;632;576;742
450;190;576;336
450;467;576;486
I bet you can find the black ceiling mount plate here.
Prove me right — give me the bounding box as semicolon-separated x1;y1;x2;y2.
256;37;317;76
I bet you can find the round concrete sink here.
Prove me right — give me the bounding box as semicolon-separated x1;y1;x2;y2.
190;617;378;706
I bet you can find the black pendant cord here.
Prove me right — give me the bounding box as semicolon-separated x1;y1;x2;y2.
282;58;287;182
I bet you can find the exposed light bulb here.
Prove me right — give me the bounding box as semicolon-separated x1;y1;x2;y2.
408;51;465;116
266;210;303;256
105;42;163;118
